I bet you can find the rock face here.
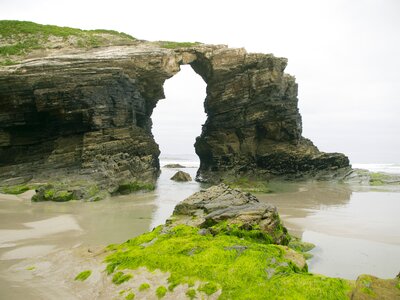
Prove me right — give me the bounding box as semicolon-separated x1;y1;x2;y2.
0;27;351;190
192;49;350;181
170;171;192;182
172;184;290;245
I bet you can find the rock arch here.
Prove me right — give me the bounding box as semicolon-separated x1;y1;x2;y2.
0;44;350;191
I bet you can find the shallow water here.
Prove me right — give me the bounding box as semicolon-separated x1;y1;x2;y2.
256;181;400;279
0;161;399;298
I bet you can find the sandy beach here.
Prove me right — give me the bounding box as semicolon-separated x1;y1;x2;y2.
1;164;400;298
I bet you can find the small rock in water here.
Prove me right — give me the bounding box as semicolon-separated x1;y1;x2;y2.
170;171;192;182
164;163;186;168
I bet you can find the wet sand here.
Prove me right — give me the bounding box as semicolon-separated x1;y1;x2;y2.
257;181;400;279
1;165;400;298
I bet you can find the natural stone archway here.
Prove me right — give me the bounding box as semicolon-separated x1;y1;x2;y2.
175;47;350;181
0;43;350;192
151;65;206;157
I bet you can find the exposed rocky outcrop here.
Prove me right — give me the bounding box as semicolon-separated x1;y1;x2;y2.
192;49;350;181
171;184;290;245
170;171;192;182
0;22;351;194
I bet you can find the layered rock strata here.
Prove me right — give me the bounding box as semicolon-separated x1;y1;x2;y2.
171;183;290;245
0;34;350;191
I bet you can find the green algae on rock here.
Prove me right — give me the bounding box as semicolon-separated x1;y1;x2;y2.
171;184;290;245
31;181;107;202
155;286;168;298
104;184;351;299
351;274;400;299
105;224;351;299
74;270;92;281
369;172;400;186
112;271;133;285
125;292;135;300
113;181;155;195
138;283;151;291
0;184;31;194
100;183;400;299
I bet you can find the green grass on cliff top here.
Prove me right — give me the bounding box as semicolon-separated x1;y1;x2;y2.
158;41;202;49
105;225;352;300
0;20;136;40
0;20;203;66
0;20;136;62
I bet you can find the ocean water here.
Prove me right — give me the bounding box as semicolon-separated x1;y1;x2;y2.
352;163;400;174
160;154;200;168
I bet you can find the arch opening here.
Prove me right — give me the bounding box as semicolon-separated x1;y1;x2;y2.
151;65;207;168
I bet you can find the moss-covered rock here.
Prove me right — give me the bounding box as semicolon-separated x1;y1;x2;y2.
67;185;396;299
32;185;74;202
351;274;400;299
171;184;290;245
369;172;400;186
113;181;155;195
102;185;353;299
31;181;106;202
0;184;31;194
105;224;350;299
288;236;316;260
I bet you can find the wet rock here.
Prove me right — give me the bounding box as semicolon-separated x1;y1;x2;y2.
163;164;186;168
170;171;192;182
344;169;400;186
172;184;290;245
0;176;32;187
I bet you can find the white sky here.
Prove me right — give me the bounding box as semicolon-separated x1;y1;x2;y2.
1;0;399;163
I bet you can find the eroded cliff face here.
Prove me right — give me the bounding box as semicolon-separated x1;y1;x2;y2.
0;42;350;192
190;48;350;181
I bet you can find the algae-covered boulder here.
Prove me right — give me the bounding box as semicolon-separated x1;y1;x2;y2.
351;274;400;299
102;185;351;299
31;181;106;202
170;171;192;182
172;183;290;245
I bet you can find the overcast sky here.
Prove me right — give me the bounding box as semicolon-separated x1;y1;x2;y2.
1;0;399;163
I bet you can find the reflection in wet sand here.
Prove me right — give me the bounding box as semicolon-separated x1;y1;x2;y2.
305;231;400;279
0;215;81;246
257;182;400;279
257;181;353;237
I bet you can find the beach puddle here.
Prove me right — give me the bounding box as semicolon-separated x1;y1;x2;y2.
257;182;400;279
